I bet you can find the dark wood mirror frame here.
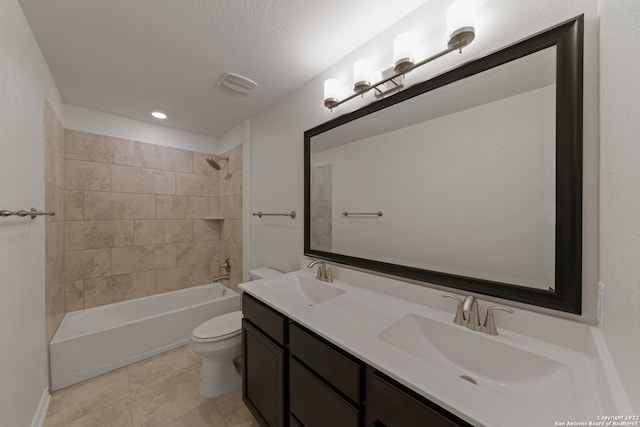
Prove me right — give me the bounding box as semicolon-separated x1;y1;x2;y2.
304;16;583;314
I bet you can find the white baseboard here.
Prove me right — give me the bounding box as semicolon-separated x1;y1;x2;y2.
30;387;50;427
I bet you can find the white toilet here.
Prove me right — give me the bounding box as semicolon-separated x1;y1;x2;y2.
191;267;282;397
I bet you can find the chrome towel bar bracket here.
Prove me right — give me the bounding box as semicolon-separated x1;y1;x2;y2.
0;208;55;219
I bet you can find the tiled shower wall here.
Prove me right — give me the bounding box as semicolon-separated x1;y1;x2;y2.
44;101;65;341
310;164;332;251
61;129;242;311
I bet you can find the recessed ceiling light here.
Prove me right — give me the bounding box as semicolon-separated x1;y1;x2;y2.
151;111;167;119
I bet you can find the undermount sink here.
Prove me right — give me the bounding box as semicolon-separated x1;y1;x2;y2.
379;313;575;402
261;273;346;306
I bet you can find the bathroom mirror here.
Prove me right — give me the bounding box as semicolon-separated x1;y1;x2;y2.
304;16;583;313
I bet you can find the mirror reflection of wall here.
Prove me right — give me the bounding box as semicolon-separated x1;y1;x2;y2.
310;47;556;290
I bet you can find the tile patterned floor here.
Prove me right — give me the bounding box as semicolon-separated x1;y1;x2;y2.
44;345;260;427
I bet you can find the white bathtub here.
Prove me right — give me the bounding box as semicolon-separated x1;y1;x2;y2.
50;283;240;391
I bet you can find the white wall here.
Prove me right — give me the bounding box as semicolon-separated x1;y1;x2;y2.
63;104;220;154
250;0;599;322
0;0;64;425
599;0;640;411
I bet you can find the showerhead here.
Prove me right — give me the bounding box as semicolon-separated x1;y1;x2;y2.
206;157;228;171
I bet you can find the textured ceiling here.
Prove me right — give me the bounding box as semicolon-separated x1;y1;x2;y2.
19;0;430;137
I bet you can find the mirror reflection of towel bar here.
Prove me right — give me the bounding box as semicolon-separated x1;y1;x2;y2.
0;208;55;219
342;211;383;217
253;211;296;219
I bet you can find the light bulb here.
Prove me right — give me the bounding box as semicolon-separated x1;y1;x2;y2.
447;0;476;48
151;111;167;119
353;59;373;93
324;79;340;109
393;32;417;73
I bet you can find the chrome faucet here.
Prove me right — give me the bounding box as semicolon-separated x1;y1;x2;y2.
307;260;333;283
443;294;514;335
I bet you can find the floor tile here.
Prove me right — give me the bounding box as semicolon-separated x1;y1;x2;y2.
44;368;129;427
44;345;257;427
214;387;258;427
131;367;204;427
165;399;228;427
184;343;203;371
128;347;195;394
67;398;133;427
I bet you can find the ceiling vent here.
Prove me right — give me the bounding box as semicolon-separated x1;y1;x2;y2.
217;72;257;95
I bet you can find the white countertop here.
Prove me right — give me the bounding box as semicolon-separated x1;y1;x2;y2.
240;268;627;426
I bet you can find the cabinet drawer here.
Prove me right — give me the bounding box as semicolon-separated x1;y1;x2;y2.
290;359;359;427
366;370;471;427
242;293;287;345
290;323;361;402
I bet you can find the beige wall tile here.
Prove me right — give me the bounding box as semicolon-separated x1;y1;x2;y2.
209;197;221;218
112;244;176;275
45;182;64;223
65;191;84;220
111;165;176;195
193;152;220;176
134;141;193;173
65;248;112;282
221;219;242;245
220;195;242;219
156;195;209;219
46;140;64;188
65;281;84;312
46;221;65;284
84;271;156;308
176;173;218;197
84;192;156;220
46;222;65;341
156;263;211;294
65;129;134;165
219;242;242;286
65;220;134;251
225;144;242;172
134;220;194;245
193;219;220;242
65;160;111;191
176;241;217;266
219;171;241;197
44;100;64;154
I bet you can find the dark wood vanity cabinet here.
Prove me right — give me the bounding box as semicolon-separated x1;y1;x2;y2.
289;323;362;427
242;294;287;427
366;369;472;427
242;293;472;427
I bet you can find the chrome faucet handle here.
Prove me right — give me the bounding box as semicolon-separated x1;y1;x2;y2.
464;297;481;331
483;306;514;336
442;294;464;325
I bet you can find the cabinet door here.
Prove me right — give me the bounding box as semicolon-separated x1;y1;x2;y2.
243;319;286;427
366;370;472;427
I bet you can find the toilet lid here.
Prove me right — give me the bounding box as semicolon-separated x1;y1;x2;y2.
192;311;242;342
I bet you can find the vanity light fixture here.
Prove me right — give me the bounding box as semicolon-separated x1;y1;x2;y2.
323;0;476;111
151;111;167;119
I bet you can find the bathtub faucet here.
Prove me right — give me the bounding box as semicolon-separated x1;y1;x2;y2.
214;274;230;282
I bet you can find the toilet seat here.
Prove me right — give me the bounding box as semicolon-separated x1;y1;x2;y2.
192;311;242;343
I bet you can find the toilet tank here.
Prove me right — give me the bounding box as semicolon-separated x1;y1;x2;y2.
248;268;282;281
